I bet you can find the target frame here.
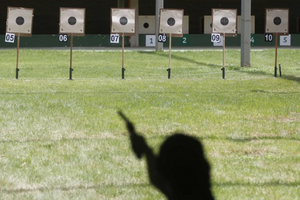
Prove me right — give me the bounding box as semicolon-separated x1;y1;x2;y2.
111;8;136;36
212;8;237;35
59;7;86;36
159;9;184;37
265;8;289;34
6;7;34;36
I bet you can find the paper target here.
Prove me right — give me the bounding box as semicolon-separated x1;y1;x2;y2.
159;9;184;35
60;8;85;35
139;16;155;34
6;7;34;35
111;8;135;34
212;9;237;34
265;9;289;34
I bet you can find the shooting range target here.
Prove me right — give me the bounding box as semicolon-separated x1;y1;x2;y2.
139;16;155;34
212;9;237;34
111;8;135;34
60;8;85;35
159;9;184;35
265;9;289;34
6;7;34;35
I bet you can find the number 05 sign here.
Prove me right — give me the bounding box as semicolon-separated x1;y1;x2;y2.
5;33;15;43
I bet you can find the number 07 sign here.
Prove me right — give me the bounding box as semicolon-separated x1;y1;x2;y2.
110;34;120;43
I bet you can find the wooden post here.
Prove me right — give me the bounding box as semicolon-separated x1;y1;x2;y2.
69;33;73;80
168;33;172;69
16;33;20;79
222;33;226;79
122;33;125;69
223;33;225;69
274;33;278;77
122;33;125;79
167;33;172;79
70;34;73;70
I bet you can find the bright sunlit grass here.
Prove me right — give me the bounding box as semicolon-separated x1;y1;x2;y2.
0;48;300;199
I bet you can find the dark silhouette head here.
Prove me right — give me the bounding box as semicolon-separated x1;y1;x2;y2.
157;134;213;200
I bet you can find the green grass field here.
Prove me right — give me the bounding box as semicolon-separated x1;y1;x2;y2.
0;48;300;199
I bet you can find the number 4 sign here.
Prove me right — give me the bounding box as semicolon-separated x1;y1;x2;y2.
5;33;15;43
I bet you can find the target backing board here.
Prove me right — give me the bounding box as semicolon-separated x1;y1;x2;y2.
60;8;85;36
265;9;289;34
6;7;34;36
111;8;135;35
212;9;237;34
159;9;184;36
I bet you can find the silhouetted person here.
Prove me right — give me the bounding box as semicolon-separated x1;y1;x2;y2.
118;111;214;200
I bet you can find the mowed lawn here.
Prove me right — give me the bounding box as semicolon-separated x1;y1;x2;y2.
0;48;300;199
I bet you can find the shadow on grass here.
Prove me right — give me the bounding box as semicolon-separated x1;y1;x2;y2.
226;136;300;142
138;51;300;84
1;181;299;194
0;134;299;145
215;181;300;187
0;183;150;194
138;51;223;69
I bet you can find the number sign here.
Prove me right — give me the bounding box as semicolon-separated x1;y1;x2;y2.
5;33;15;43
158;34;167;43
265;33;273;42
211;33;221;43
110;34;120;43
59;34;68;42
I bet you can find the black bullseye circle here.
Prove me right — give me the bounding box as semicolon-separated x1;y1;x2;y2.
16;16;25;25
273;17;282;26
143;23;149;29
167;17;176;26
220;17;229;26
68;17;77;25
120;17;128;25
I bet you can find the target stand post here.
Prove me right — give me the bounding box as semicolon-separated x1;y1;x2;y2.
69;34;73;80
274;33;278;77
167;33;172;79
222;33;226;79
279;64;282;77
122;33;126;79
16;33;20;79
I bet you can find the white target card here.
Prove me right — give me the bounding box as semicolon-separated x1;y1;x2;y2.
159;9;184;36
6;7;34;36
265;9;289;34
212;9;237;34
111;8;135;34
60;8;85;35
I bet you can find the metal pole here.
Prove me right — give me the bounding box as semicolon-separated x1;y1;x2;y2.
241;0;251;67
155;0;164;51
